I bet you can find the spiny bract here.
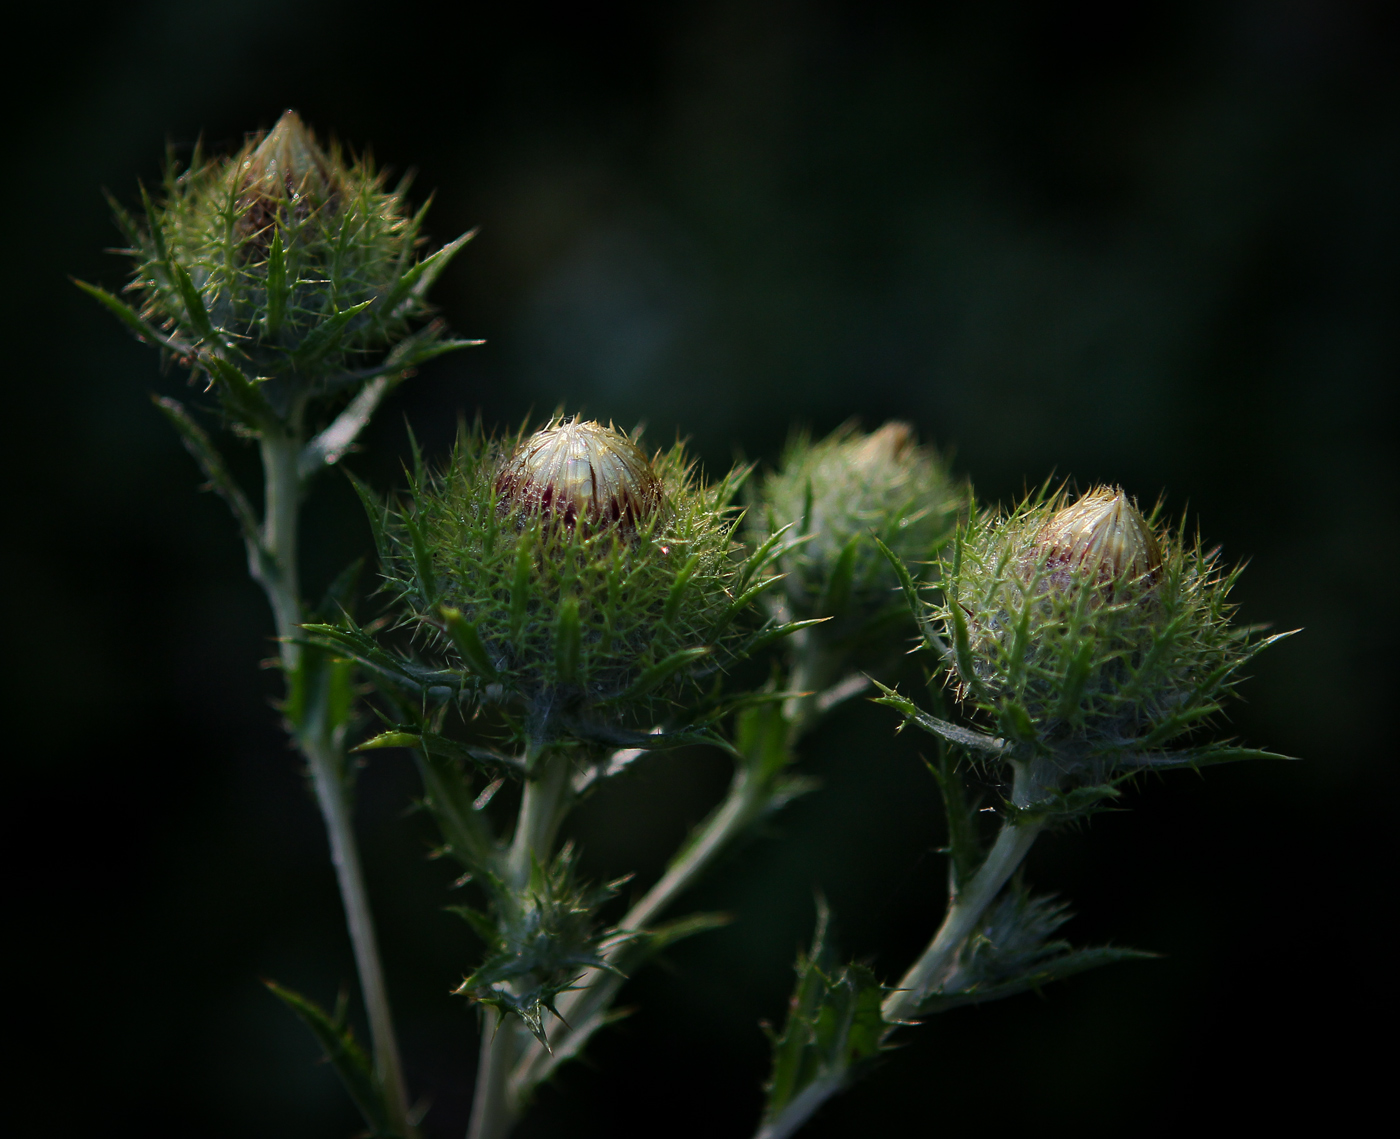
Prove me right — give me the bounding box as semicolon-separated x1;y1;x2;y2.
938;486;1271;768
383;418;751;739
755;421;962;631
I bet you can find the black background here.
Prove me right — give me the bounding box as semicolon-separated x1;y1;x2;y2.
5;1;1395;1135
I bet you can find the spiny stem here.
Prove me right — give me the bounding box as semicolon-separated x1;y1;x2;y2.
258;431;412;1136
467;749;573;1139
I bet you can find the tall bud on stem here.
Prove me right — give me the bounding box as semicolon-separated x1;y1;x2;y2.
382;415;750;748
82;114;479;1139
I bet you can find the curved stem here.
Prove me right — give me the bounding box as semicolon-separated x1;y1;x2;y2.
881;819;1042;1023
258;432;412;1134
752;763;1045;1139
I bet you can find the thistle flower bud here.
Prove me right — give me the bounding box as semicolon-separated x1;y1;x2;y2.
937;488;1271;771
382;420;753;740
108;111;467;417
755;420;962;630
495;418;663;532
1034;486;1161;585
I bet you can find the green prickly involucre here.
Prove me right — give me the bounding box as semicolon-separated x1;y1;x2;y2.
383;418;748;735
120;110;444;407
937;486;1271;764
756;421;962;628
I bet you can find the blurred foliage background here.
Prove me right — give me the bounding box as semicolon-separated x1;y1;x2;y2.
6;1;1394;1135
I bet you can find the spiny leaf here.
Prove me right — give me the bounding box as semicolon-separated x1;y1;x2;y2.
290;298;374;366
920;945;1156;1014
603;647;711;704
74;279;186;350
384;228;477;316
664;554;702;624
152;396;263;553
872;533;943;654
263;982;400;1138
265;225;288;334
171;260;218;343
870;681;1006;755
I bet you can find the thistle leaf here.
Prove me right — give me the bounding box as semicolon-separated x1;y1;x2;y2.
263;982;401;1138
761;900;886;1128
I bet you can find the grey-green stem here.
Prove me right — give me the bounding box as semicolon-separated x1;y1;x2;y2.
466;750;573;1139
257;430;412;1136
881;760;1044;1023
508;634;832;1101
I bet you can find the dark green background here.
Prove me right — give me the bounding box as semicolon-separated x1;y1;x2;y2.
6;1;1393;1135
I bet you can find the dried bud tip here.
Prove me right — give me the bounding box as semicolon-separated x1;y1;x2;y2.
1036;486;1161;581
495;418;663;531
239;110;333;204
847;420;916;471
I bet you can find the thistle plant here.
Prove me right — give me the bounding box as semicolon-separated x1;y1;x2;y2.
91;116;1291;1139
82;110;477;1137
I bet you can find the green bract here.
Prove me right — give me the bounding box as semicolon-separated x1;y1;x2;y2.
938;486;1276;773
381;418;753;742
756;421;961;634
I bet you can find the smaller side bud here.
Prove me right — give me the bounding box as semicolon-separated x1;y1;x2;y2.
1033;486;1161;586
495;418;663;532
756;420;962;628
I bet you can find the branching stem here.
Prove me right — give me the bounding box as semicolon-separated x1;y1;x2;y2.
753;761;1045;1139
508;633;831;1101
881;761;1044;1023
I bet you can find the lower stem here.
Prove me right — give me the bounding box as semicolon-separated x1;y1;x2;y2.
467;750;573;1139
755;763;1045;1139
466;1010;517;1139
882;759;1043;1023
258;432;411;1134
305;737;412;1131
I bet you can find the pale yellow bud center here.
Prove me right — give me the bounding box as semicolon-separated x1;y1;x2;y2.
1036;486;1161;582
495;419;662;530
240;110;333;203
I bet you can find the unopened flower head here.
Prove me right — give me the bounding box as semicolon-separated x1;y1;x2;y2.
1034;486;1161;588
936;488;1271;768
382;419;755;740
495;419;663;533
117;110;452;398
756;421;962;628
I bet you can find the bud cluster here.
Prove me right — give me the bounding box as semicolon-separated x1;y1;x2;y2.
755;422;962;634
937;486;1268;771
382;418;750;738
